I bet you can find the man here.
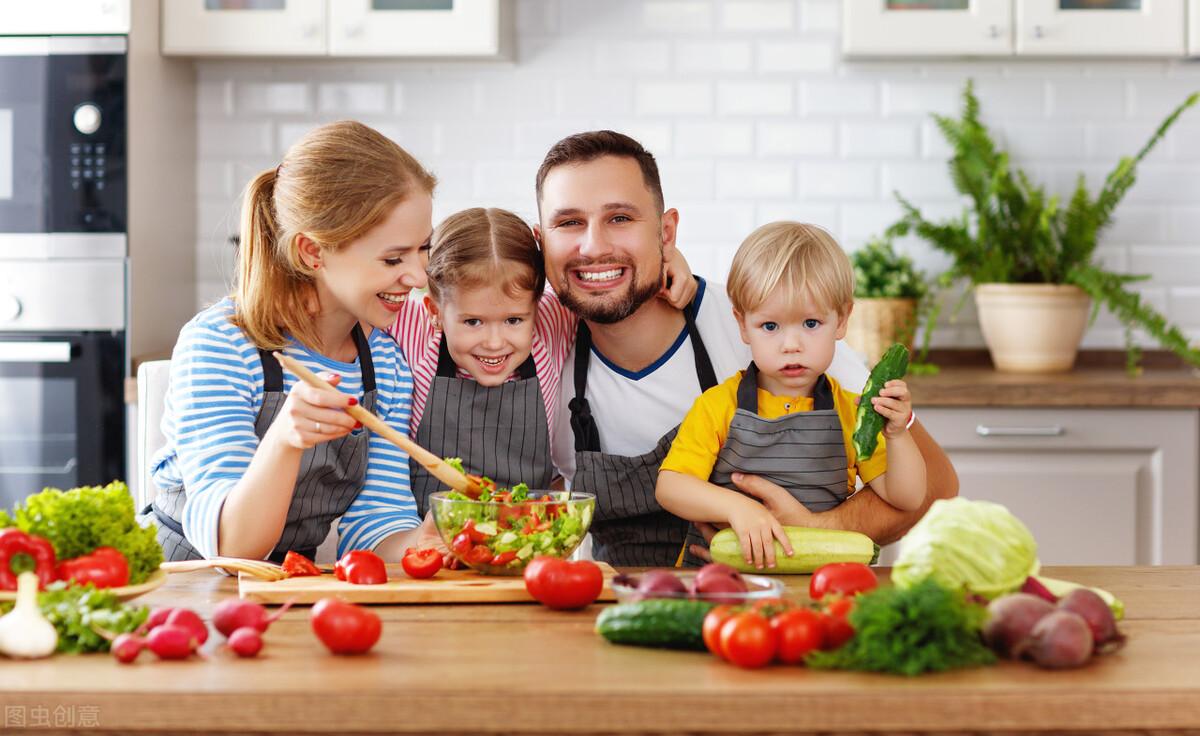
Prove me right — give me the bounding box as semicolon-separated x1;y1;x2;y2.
534;130;957;566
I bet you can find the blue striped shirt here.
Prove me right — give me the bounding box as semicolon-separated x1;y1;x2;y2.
151;298;420;559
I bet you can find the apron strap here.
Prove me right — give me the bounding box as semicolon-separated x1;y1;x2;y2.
735;363;836;413
260;323;376;394
568;278;717;453
435;333;537;380
258;345;284;392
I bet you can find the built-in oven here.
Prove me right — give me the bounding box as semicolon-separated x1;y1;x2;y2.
0;36;127;507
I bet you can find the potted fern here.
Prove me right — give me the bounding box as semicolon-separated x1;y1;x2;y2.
888;81;1200;374
847;237;928;365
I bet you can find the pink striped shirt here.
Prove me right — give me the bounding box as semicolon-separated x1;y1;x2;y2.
388;291;577;439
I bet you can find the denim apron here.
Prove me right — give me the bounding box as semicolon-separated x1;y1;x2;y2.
147;324;378;563
680;363;849;567
409;336;552;515
567;296;718;567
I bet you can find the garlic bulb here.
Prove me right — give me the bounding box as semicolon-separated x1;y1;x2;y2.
0;571;57;658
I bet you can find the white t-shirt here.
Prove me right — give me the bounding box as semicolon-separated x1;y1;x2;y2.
551;277;871;484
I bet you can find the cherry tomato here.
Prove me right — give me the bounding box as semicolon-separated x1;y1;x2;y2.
461;519;489;544
702;605;738;659
772;608;825;664
808;562;878;601
489;550;518;567
310;598;381;655
281;550;321;578
400;548;442;579
450;532;473;557
820;596;856;650
336;550;388;585
464;544;494;566
719;612;776;669
523;556;603;610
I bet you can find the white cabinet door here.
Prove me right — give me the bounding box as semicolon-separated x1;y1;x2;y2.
161;0;326;57
888;408;1199;566
1190;0;1200;54
328;0;509;57
1017;0;1186;56
843;0;1012;57
0;0;130;34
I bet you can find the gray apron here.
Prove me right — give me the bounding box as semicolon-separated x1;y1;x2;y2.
410;336;552;516
681;362;849;567
146;324;378;563
568;293;718;567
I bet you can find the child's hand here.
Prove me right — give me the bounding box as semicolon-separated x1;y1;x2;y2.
274;371;360;450
659;247;696;308
726;497;794;570
872;379;914;438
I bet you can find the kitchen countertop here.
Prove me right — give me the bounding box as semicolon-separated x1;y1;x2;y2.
909;350;1200;408
4;566;1200;735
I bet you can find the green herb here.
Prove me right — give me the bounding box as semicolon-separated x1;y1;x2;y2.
805;578;996;676
444;457;466;474
509;483;530;502
0;582;149;654
3;481;163;584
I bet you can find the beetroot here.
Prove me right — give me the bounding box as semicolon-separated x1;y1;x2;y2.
983;593;1056;658
1015;610;1095;669
1058;588;1124;652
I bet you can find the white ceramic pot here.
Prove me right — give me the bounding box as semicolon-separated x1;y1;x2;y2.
974;283;1091;373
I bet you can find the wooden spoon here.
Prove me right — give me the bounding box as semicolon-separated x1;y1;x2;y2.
272;351;481;496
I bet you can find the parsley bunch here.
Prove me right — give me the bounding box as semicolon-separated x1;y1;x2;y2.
806;578;996;676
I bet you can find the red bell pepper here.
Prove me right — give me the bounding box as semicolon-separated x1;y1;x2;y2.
57;546;130;588
0;528;58;590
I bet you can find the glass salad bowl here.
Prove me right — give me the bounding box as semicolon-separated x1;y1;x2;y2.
430;490;596;576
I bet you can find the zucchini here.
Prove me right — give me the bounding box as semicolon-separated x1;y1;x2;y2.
852;343;910;461
595;599;714;650
709;526;880;574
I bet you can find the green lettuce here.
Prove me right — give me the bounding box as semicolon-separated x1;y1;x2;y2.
892;497;1039;599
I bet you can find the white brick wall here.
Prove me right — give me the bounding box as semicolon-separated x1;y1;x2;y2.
194;0;1200;348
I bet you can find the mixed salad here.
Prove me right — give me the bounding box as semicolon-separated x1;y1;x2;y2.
434;460;593;573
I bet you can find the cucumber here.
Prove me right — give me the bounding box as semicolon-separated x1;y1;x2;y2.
852;343;910;461
595;599;714;650
708;526;880;574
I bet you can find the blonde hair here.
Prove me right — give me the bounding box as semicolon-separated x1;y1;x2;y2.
426;208;544;304
727;222;855;318
231;120;437;350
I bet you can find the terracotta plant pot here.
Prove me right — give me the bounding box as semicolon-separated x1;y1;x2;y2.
974;283;1091;373
845;298;917;365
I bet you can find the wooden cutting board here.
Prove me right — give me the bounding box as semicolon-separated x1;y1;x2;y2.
238;562;619;605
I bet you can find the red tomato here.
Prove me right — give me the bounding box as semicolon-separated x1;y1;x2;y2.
749;598;794;617
772;608;825;664
808;562;878;601
310;598;381;655
522;556;603;610
719;612;776;669
461;519;489;544
496;504;528;530
281;550;321;578
702;604;738;659
464;544;494;566
400;548;442;579
489;550;518;567
820;596;856;650
450;532;473;557
336;550;388;585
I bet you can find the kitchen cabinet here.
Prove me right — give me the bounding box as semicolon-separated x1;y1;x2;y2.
843;0;1186;57
843;0;1013;57
161;0;511;58
1016;0;1186;57
891;407;1199;566
0;0;130;34
1191;0;1200;54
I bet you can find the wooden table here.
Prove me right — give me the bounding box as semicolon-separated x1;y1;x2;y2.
3;566;1200;735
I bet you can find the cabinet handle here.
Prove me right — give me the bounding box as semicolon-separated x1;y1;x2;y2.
976;424;1064;437
1033;24;1046;39
987;24;1001;39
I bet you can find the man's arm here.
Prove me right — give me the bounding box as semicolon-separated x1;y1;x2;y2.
732;419;958;545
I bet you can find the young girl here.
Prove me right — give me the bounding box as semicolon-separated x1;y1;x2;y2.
390;207;696;513
147;120;436;563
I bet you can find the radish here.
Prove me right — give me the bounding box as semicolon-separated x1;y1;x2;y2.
146;624;197;660
212;598;294;638
165;608;209;646
227;627;264;658
111;633;144;664
137;606;176;635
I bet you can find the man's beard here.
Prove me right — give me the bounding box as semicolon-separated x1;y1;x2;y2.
557;258;664;325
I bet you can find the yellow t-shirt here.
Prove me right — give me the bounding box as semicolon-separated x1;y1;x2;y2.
660;371;888;493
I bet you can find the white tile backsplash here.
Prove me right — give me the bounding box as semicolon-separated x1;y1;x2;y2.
194;0;1200;350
